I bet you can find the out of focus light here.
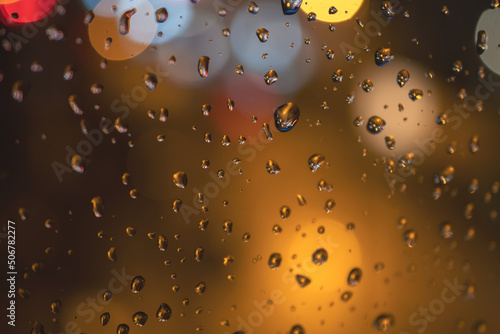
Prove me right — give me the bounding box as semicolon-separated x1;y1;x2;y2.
0;0;57;25
300;0;364;23
230;1;311;94
88;0;157;60
476;8;500;75
352;58;444;157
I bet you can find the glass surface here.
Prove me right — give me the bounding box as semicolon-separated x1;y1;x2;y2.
1;0;499;333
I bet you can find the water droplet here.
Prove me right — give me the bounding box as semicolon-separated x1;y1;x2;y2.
218;7;227;16
195;282;206;294
262;122;273;140
143;73;157;91
50;300;61;314
385;136;396;150
242;232;251;242
222;27;231;37
157;235;168;251
296;194;306;206
198;56;210;77
173;171;188;188
347;268;362;286
403;229;417;247
223;220;233;234
325;199;335;213
248;1;259;14
381;1;395;18
156;303;172;321
266;160;281;174
307;12;317;21
362;79;373;92
408;89;423;101
290;324;305;334
274;102;300;132
131;275;145;293
366;116;386;134
295;274;311;287
332;69;343;82
329;6;338;14
308;154;325;172
256;28;269;42
325;49;335;59
133;311;148;326
375;48;394;66
452;60;463;73
195;247;204;262
119;8;136;35
31;322;45;334
312;248;328;265
156;8;168;23
397;69;410;87
100;312;110;326
280;206;291;219
281;0;303;15
264;69;278;85
68;94;82;115
84;10;95;24
91;196;104;217
103;290;112;301
268;253;282;269
476;30;487;55
71;155;85;173
107;247;117;261
440;221;453;239
235;65;244;75
373;314;395;331
434;166;454;184
341;291;353;302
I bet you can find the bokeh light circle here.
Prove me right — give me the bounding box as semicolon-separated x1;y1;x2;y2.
0;0;57;25
300;0;365;23
88;0;157;60
476;8;500;76
351;58;444;157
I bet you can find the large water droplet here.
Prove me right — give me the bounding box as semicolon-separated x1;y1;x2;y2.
408;89;423;101
312;248;328;265
132;311;148;326
375;48;394;66
100;312;110;326
155;8;168;23
116;324;129;334
119;8;136;35
131;275;145;293
366;116;386;134
274;102;300;132
156;303;172;321
476;30;487;55
264;69;278;85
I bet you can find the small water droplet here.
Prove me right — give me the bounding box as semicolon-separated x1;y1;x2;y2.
256;28;269;42
397;69;410;87
198;56;210;77
312;248;328;265
375;48;394;66
347;268;362;286
173;171;188;188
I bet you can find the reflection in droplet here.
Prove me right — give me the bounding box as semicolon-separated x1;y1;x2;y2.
373;314;395;331
173;171;188;189
266;160;281;174
295;274;311;287
274;102;300;132
198;56;210;77
281;0;303;15
131;275;145;293
312;248;328;265
347;268;362;286
264;69;278;85
133;311;148;326
256;28;269;42
375;48;394;66
155;8;168;23
156;303;172;321
308;154;325;172
268;253;282;269
366;116;386;134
